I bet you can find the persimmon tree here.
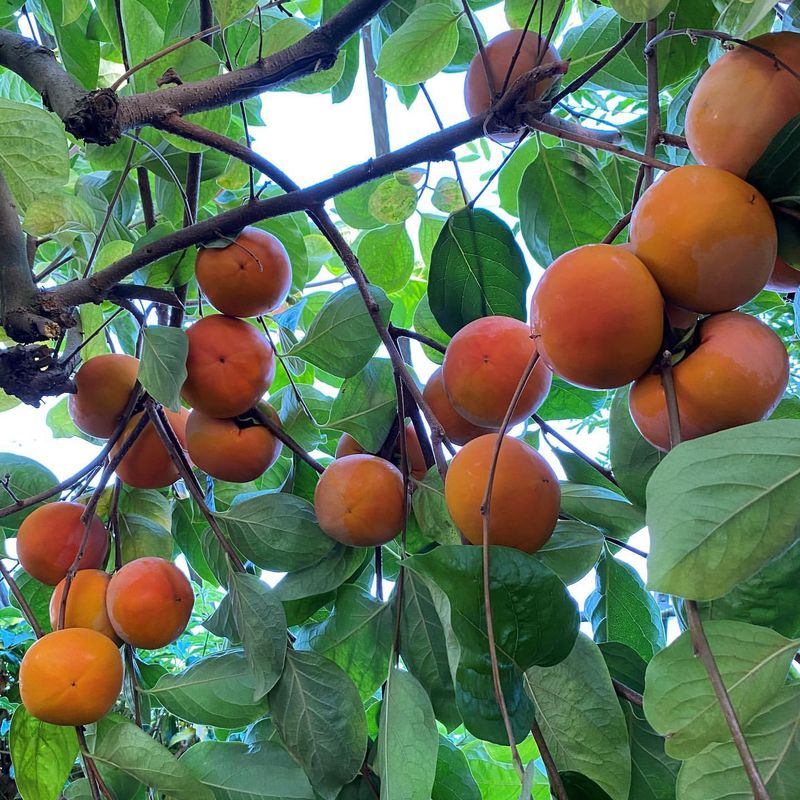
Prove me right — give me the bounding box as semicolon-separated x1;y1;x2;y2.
0;1;799;799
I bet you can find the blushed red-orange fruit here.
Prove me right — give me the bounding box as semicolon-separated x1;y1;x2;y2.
686;32;800;178
422;368;495;446
766;257;800;293
185;406;283;483
442;316;551;428
182;315;275;418
195;228;292;318
68;354;139;438
464;30;560;141
112;408;189;489
314;454;405;547
16;502;108;586
106;557;194;650
530;244;664;389
444;434;559;552
629;311;789;451
19;628;123;726
630;166;777;312
49;570;119;643
335;424;427;480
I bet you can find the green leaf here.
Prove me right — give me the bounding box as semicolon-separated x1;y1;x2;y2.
586;548;665;661
367;178;418;225
268;649;367;800
622;702;680;800
10;706;79;800
376;3;460;85
560;483;645;539
643;620;798;759
535;521;604;585
356;225;415;293
0;389;19;412
274;543;370;602
519;145;622;267
119;514;173;562
287;285;392;378
399;570;461;730
609;0;671;22
432;737;481;800
230;573;288;702
412;295;450;365
410;468;462;546
326;359;397;453
747;113;800;202
91;715;213;800
419;213;446;268
0;454;57;531
179;740;316;799
676;685;800;800
22;192;95;243
210;0;253;27
0;99;69;209
295;584;393;700
431;177;466;214
646;420;800;600
428;208;530;336
138;326;188;413
78;304;110;362
376;668;439;800
536;379;607;422
405;545;579;743
147;650;269;728
10;569;53;634
497;137;539;217
608;386;663;508
524;634;632;800
215;492;334;572
334;180;384;230
600;642;648;696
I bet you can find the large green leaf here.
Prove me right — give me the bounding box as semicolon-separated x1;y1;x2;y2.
295;584;394;700
273;543;369;602
376;668;439;800
405;545;579;744
432;737;481;800
585;548;665;661
524;634;631;800
138;326;188;413
214;493;334;572
644;621;798;759
10;706;78;800
147;650;269;728
535;521;604;585
623;701;680;800
230;573;288;702
518;145;622;267
560;483;645;539
0;454;57;531
268;649;367;800
677;685;800;799
410;468;461;546
646;420;800;600
180;740;316;799
356;225;415;293
428;208;530;336
287;285;392;378
609;0;671;22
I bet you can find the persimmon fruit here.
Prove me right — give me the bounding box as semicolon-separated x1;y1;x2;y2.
16;501;108;586
68;354;139;438
422;367;495;446
195;227;292;318
629;311;789;451
630;165;776;313
182;315;275;418
314;454;405;547
335;424;427;480
464;30;560;141
444;434;560;552
442;316;551;428
685;32;800;178
106;557;194;649
49;569;119;643
111;408;189;489
530;244;664;389
19;628;123;726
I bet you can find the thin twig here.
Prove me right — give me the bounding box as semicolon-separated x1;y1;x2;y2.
0;559;44;637
642;18;660;193
531;719;568;800
660;353;682;449
601;211;633;244
612;678;643;707
250;405;324;474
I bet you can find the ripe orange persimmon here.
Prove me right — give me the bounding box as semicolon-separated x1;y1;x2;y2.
630;166;776;313
444;434;559;552
19;628;123;726
314;454;405;547
422;368;494;446
335;424;427;480
106;557;194;649
442;316;551;428
112;408;189;489
530;244;664;389
766;257;800;293
686;32;800;178
68;354;139;438
182;315;275;418
49;569;119;642
629;311;789;451
195;227;292;318
186;405;283;483
16;502;108;586
464;30;560;141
